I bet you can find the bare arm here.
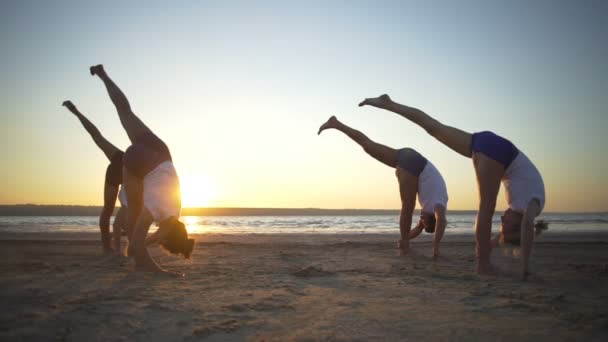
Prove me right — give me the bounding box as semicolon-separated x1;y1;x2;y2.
521;199;541;280
433;205;447;258
408;221;424;239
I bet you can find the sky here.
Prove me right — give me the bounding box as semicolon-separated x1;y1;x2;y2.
0;0;606;212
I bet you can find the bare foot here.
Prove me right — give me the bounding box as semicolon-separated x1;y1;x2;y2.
358;94;392;108
62;100;77;113
476;260;498;276
397;240;410;256
90;64;105;77
317;115;339;135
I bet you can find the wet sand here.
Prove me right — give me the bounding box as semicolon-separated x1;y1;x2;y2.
1;232;607;341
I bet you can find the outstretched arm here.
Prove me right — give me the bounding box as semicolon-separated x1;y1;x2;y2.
62;101;120;160
433;205;447;258
521;199;541;280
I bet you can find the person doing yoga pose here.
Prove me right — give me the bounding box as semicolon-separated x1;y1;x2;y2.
359;94;545;279
62;100;127;255
91;64;194;274
318;116;448;257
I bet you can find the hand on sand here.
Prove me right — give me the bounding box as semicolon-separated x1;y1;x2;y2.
318;116;338;135
90;64;105;76
358;94;392;108
432;246;440;260
62;100;77;113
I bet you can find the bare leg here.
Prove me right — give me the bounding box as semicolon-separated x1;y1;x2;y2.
99;183;118;254
121;167;164;273
129;207;182;276
359;94;473;158
396;168;418;255
318;116;398;167
90;65;151;143
473;153;504;275
62;101;120;160
122;167;143;256
113;206;127;255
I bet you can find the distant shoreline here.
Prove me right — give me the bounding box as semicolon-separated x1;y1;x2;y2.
0;205;605;216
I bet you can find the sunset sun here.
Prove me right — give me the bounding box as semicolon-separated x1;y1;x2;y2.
179;174;217;207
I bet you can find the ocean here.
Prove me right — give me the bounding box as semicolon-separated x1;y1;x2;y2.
0;212;606;235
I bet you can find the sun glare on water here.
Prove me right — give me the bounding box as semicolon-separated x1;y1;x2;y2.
179;174;217;208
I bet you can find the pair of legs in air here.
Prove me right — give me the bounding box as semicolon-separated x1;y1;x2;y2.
318;116;447;257
62;101;127;255
90;65;188;275
359;95;540;277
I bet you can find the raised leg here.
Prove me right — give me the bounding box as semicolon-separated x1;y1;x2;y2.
473;153;505;275
318;116;398;167
90;65;151;143
359;94;473;158
62;101;120;160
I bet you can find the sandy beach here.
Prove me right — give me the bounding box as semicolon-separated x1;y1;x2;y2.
1;233;607;341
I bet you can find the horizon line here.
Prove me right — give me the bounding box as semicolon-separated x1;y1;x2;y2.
0;204;606;216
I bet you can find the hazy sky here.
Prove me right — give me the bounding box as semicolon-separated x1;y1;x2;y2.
1;0;606;211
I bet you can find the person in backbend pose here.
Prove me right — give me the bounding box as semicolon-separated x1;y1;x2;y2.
90;64;194;274
359;94;545;279
318;116;448;257
62;100;127;255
